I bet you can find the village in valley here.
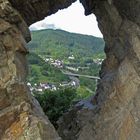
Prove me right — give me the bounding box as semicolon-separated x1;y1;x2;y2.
27;54;103;94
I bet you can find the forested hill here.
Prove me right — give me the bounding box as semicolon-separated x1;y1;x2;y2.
26;29;105;121
27;29;105;59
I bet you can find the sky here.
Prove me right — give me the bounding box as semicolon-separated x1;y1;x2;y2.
29;0;103;37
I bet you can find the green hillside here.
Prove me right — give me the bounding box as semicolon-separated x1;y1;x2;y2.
27;29;105;91
27;29;105;60
27;29;105;127
27;53;70;84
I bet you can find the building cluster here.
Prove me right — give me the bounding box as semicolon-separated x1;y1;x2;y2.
27;82;57;93
44;55;76;69
93;58;104;65
59;81;76;87
45;57;63;68
27;80;77;94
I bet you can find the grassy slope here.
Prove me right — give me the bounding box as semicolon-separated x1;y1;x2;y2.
27;53;70;84
27;29;105;95
27;29;105;59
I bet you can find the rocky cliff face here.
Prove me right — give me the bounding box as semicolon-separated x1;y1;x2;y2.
0;0;139;140
0;0;75;139
58;0;140;140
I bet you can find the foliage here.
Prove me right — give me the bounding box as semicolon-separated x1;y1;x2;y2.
27;29;105;60
27;53;70;84
76;86;93;100
79;77;97;92
27;29;105;127
27;52;43;65
34;88;76;128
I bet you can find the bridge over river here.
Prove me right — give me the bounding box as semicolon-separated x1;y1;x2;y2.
62;71;100;80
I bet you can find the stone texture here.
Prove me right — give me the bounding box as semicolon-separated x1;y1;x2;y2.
58;0;140;140
0;0;139;140
9;0;77;26
0;0;76;139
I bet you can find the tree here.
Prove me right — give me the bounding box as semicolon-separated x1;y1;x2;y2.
34;88;76;128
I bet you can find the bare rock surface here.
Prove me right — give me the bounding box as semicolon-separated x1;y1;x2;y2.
0;0;139;140
58;0;140;139
0;0;76;139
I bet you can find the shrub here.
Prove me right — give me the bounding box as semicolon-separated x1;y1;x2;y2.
34;88;76;128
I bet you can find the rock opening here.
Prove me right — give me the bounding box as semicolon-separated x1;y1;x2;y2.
0;0;140;139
